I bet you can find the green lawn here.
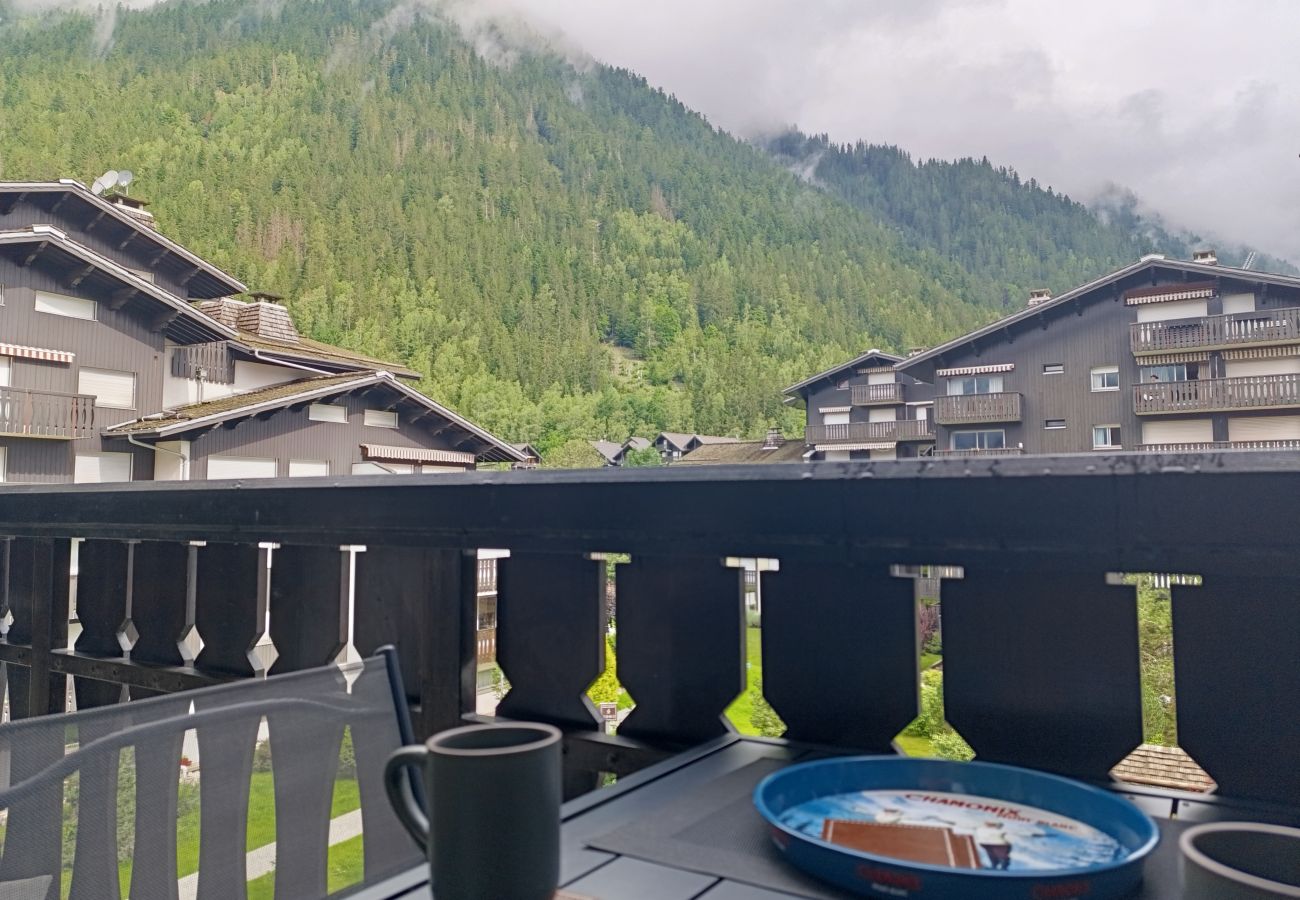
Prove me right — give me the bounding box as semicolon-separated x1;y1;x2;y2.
893;734;936;757
920;653;941;670
724;628;765;735
247;832;367;899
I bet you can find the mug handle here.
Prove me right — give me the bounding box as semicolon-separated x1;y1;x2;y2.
383;746;430;854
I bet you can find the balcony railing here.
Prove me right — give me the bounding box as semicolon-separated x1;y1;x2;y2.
1133;374;1300;414
1138;439;1300;452
850;382;903;405
1130;307;1300;354
931;446;1024;457
933;391;1022;424
804;419;934;444
0;386;95;439
0;461;1296;855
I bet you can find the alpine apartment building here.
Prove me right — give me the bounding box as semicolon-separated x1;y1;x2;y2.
787;253;1300;458
0;179;523;484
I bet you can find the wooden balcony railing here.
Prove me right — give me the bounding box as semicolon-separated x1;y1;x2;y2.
0;386;95;440
1138;439;1300;452
0;460;1297;818
850;382;903;405
1131;307;1300;354
1133;374;1300;415
804;419;934;444
933;391;1022;424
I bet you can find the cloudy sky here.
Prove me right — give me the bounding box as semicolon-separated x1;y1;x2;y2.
447;0;1300;261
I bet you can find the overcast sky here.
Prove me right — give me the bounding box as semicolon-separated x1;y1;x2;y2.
444;0;1300;261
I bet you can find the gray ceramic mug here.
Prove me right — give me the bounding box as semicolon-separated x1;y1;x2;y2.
384;722;563;900
1180;822;1300;899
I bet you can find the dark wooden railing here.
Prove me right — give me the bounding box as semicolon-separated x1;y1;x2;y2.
0;387;95;440
169;341;235;384
0;460;1297;816
1131;307;1300;354
850;382;904;405
931;446;1024;457
1133;374;1300;414
804;419;933;444
933;391;1022;424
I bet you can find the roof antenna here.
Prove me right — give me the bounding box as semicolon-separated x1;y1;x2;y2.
1241;250;1257;271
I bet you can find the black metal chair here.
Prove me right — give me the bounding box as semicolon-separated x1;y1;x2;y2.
0;647;423;900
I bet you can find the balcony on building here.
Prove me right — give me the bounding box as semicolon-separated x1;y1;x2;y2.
0;386;96;439
933;391;1022;425
1130;307;1300;355
931;445;1024;457
804;418;934;446
1133;374;1300;415
849;382;904;405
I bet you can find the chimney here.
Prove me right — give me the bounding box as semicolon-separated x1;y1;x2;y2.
1193;248;1218;266
763;427;784;450
105;192;158;230
196;294;299;343
1027;288;1052;308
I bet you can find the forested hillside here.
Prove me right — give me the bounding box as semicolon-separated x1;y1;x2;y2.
0;0;1287;451
765;132;1296;308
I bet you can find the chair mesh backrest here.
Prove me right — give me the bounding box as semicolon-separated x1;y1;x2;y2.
0;655;422;900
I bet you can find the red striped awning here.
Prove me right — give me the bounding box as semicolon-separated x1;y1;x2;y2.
361;444;474;466
0;342;74;364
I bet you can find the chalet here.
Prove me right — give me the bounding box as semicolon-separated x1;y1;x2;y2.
676;429;807;465
783;350;936;460
589;440;625;466
897;253;1300;455
0;179;523;484
652;431;740;462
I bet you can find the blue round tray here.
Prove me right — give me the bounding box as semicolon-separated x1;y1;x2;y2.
754;756;1159;900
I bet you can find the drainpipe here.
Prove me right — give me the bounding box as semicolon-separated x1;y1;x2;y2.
250;350;333;376
127;432;188;480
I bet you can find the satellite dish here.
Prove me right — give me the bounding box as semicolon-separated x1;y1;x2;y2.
117;170;134;189
91;178;107;196
101;170;120;191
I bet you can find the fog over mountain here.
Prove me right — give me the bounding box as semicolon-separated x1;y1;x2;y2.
423;0;1300;263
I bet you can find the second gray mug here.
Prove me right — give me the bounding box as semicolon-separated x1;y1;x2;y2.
384;721;562;900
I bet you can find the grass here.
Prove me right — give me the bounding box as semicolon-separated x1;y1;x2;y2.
246;833;367;899
893;734;936;757
920;653;941;670
724;628;764;735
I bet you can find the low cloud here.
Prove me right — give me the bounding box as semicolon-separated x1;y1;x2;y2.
438;0;1300;261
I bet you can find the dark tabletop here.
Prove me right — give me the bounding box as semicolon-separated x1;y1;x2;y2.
351;735;1300;900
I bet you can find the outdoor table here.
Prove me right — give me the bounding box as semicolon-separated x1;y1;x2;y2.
354;734;1300;900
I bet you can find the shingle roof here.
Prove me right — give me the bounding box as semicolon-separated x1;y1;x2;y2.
693;434;741;445
622;437;653;452
590;440;624;464
233;332;420;378
1111;744;1215;793
103;374;370;434
676;439;808;465
103;372;526;463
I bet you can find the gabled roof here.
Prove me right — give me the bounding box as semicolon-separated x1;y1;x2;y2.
622;436;652;452
0;181;246;298
783;349;904;397
231;331;420;379
693;434;741;445
103;372;526;463
0;226;234;344
676;438;807;465
590;440;624;464
654;431;696;452
898;256;1300;375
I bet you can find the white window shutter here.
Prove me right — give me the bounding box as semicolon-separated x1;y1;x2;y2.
207;457;278;479
78;368;136;408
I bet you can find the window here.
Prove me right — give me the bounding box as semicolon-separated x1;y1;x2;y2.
74;452;133;483
78;368;136;409
1045;419;1066;430
1093;425;1122;450
822;411;850;426
1140;363;1199;383
207;456;278;479
950;430;1006;451
352;461;415;474
1090;366;1120;391
364;408;399;429
308;403;347;423
0;356;9;388
1042;364;1064;375
35;291;96;321
835;378;850;390
947;375;1003;395
288;459;330;477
